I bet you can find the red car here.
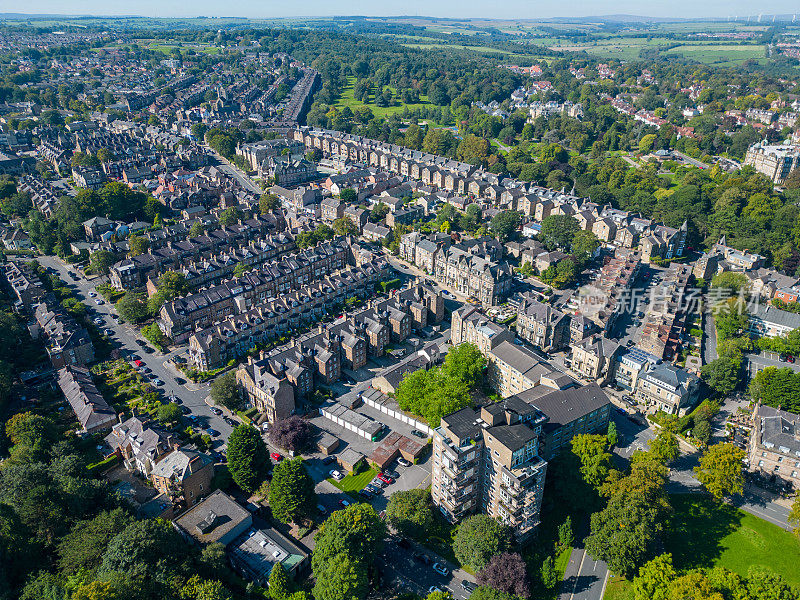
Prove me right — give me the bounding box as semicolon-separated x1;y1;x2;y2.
132;359;143;368
270;452;283;462
377;473;394;485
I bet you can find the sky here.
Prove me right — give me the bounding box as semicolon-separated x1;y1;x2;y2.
6;0;800;21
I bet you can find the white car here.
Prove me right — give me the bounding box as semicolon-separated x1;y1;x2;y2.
94;299;104;305
432;563;449;576
88;291;97;297
329;469;344;481
93;317;103;325
428;587;442;594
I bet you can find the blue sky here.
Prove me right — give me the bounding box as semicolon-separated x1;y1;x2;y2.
8;1;800;20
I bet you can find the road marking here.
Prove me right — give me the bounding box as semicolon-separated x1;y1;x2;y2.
568;549;587;600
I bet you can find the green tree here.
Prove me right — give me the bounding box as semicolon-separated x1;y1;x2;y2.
558;515;574;550
571;229;600;256
218;207;244;227
269;562;291;600
269;457;317;525
749;367;800;413
385;489;434;538
312;553;367;600
711;271;750;295
128;235;149;257
489;210;521;242
227;425;270;493
57;508;133;574
339;188;357;203
87;251;117;276
453;514;512;572
606;421;619;447
694;442;745;501
189;221;205;237
210;371;241;410
571;434;612;490
540;555;558;590
99;518;188;582
646;430;679;466
540;214;580;251
632;553;676;600
789;494;800;537
259;193;281;214
156;403;182;425
638;134;657;154
115;292;148;323
332;217;358;236
443;342;486;389
701;356;741;397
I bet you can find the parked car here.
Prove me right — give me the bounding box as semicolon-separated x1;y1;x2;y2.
397;457;412;467
410;429;426;439
223;416;236;426
341;374;356;385
358;490;373;500
377;473;394;485
135;339;147;347
428;587;442;594
382;469;400;479
317;504;328;515
206;429;219;437
152;378;164;386
371;478;386;488
103;328;114;336
366;484;383;495
271;452;283;462
321;456;335;465
432;563;449;576
88;291;97;298
461;580;477;592
94;299;104;305
329;469;344;481
175;377;186;385
210;407;222;415
93;317;103;325
338;499;350;508
414;553;433;565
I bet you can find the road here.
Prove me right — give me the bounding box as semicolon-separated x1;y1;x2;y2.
559;547;608;600
378;536;475;600
673;150;708;170
36;255;237;446
702;305;718;364
207;147;262;194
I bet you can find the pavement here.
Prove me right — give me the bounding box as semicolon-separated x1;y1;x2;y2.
207;147;262;194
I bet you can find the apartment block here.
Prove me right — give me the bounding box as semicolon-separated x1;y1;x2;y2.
431;397;547;541
748;403;800;491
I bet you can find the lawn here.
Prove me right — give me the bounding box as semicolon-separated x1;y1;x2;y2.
327;467;377;494
334;76;437;121
603;575;633;600
664;494;800;587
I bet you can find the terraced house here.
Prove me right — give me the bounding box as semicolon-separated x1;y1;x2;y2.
159;238;351;342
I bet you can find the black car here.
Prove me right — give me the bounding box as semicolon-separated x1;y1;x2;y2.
358;490;373;500
223;416;237;426
135;339;147;347
413;552;433;565
175;377;186;385
341;374;356;385
143;346;154;354
321;456;335;465
461;580;477;593
410;429;426;439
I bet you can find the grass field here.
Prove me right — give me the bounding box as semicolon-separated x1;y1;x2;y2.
327;467;377;494
600;494;800;599
665;494;800;586
334;76;438;121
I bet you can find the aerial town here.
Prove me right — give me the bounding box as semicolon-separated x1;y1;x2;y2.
1;11;800;600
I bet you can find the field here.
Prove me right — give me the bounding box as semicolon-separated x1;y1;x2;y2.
601;494;800;599
334;76;438;121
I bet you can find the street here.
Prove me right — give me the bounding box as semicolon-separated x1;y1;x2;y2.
559;547;608;600
36;255;236;445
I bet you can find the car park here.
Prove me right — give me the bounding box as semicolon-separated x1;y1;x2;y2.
432;563;449;576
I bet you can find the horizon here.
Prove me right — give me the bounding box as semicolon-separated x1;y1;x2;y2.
3;2;800;22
